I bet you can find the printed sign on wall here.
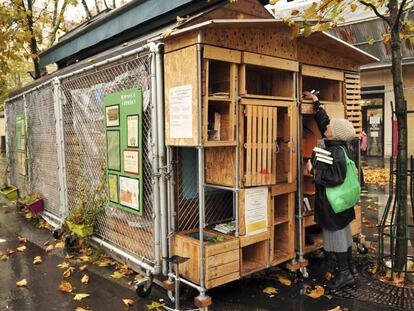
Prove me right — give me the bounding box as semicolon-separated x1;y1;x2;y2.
104;89;143;215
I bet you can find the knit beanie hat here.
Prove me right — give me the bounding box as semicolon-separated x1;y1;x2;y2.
329;118;356;141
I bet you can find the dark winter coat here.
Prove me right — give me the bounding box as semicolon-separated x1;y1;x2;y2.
312;140;356;231
311;103;355;231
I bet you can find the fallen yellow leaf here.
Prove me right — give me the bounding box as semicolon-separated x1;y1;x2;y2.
78;255;91;262
16;279;28;287
306;285;325;299
111;271;125;279
325;272;333;281
33;256;42;265
17;245;26;252
79;264;88;272
81;274;89;284
63;267;75;278
0;255;8;261
277;276;292;286
262;287;278;295
57;262;70;269
73;293;90;301
122;299;135;308
45;245;54;252
55;241;65;248
65;254;74;260
94;258;113;267
75;308;92;311
17;236;27;243
146;301;164;309
43;240;50;246
58;281;73;293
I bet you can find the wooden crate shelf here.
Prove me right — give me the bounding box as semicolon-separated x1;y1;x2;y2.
172;229;240;289
241;240;268;276
239;51;298;100
270;191;295;266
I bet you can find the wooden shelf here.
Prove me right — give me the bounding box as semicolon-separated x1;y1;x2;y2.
274;215;289;226
242;94;295;101
272;250;291;265
242;259;264;275
241;240;268;276
208;96;231;101
204;141;237;147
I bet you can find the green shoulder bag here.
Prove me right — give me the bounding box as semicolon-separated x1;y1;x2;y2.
326;146;361;214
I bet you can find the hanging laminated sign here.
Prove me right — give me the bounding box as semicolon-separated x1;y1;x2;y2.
244;187;268;236
104;88;143;215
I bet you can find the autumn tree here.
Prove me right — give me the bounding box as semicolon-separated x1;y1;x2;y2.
270;0;414;273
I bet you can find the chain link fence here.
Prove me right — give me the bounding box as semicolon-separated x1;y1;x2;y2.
60;52;156;264
25;82;62;218
172;147;234;231
5;97;29;194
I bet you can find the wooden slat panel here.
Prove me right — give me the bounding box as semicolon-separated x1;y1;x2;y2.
267;107;273;185
262;107;268;185
344;71;362;136
246;106;252;186
272;108;278;184
252;106;257;185
257;107;263;185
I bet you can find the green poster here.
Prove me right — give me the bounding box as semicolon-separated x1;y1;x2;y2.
104;89;143;215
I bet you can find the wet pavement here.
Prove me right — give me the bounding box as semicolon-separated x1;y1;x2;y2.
0;157;410;311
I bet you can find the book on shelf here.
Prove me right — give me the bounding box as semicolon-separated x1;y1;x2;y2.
303;197;312;212
213;221;236;234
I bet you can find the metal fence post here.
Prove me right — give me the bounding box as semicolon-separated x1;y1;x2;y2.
53;77;68;222
150;45;162;275
22;94;30;192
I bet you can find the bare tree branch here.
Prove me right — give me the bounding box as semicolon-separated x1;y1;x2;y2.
81;0;92;19
358;0;391;25
395;0;408;27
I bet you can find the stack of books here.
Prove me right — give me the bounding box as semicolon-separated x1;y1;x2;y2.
213;221;236;234
313;147;333;165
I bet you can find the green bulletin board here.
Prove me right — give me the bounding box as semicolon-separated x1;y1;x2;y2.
104;89;143;215
16;114;27;176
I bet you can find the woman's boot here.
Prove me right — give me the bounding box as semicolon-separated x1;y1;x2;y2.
347;247;358;276
328;252;354;289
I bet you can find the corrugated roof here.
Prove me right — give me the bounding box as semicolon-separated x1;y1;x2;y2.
39;0;228;68
329;12;414;65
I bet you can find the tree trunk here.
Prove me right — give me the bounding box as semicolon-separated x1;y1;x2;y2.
26;0;41;79
389;0;408;272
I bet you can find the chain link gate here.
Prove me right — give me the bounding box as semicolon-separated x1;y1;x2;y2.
5;97;29;194
59;49;159;270
25;82;62;219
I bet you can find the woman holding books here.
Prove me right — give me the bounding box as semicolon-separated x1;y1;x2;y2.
303;91;358;289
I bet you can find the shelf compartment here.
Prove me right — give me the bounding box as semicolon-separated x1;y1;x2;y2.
206;100;233;142
172;229;240;289
240;52;298;99
302;115;319;158
273;193;289;223
205;147;235;187
241;240;268;276
272;222;294;265
301;75;342;103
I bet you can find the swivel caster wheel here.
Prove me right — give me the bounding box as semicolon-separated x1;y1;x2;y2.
300;267;309;278
357;243;368;255
53;228;63;239
65;233;77;247
136;284;152;298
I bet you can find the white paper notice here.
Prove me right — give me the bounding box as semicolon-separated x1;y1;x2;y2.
245;187;268;236
169;85;193;139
